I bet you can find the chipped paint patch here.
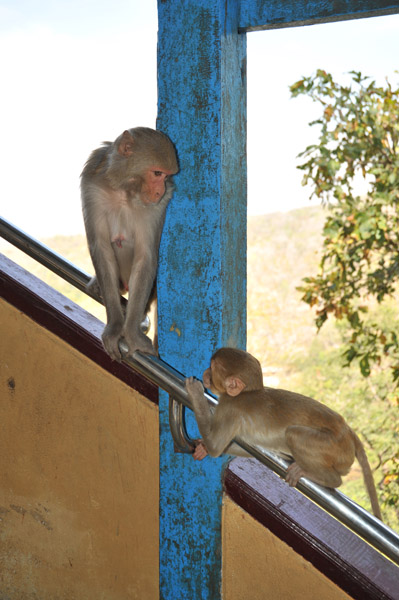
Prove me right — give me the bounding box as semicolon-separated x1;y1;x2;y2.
169;323;181;337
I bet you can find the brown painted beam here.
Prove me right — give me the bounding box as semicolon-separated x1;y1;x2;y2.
224;457;399;600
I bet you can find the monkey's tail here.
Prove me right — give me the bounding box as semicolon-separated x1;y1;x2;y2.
353;431;382;520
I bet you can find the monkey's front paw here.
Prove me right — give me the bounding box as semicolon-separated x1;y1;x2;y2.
102;330;123;361
185;377;205;401
286;462;305;487
192;440;208;461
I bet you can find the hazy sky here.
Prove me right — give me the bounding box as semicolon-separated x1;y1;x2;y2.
1;2;399;237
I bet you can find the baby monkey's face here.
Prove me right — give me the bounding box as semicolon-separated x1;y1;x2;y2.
202;360;225;396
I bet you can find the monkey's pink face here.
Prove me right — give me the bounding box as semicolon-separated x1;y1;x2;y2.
141;167;174;204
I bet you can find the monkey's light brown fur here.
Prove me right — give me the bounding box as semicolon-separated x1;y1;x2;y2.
81;127;178;360
186;347;381;520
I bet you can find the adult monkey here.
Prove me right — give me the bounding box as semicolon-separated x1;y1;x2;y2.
185;347;382;520
81;127;178;360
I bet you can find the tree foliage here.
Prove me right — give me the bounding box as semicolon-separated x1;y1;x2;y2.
290;70;399;511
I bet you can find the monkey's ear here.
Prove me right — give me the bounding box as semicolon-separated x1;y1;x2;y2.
118;130;135;158
225;376;246;397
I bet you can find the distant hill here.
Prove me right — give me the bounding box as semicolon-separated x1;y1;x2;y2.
247;206;326;380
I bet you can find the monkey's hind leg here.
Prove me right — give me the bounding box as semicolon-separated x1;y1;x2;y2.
285;425;344;488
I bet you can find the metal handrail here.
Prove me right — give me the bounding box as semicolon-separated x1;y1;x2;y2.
1;215;399;565
0;217;93;296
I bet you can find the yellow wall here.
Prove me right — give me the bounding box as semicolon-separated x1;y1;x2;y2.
222;496;351;600
0;299;159;600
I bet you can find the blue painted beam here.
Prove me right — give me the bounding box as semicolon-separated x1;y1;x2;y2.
239;0;399;31
156;1;246;598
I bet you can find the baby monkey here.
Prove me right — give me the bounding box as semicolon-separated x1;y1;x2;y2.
185;347;382;519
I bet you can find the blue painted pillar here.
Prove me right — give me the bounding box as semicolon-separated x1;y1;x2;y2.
156;1;246;598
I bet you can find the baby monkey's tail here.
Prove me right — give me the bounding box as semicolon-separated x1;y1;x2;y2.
353;431;382;520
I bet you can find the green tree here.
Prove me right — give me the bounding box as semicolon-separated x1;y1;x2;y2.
290;70;399;513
